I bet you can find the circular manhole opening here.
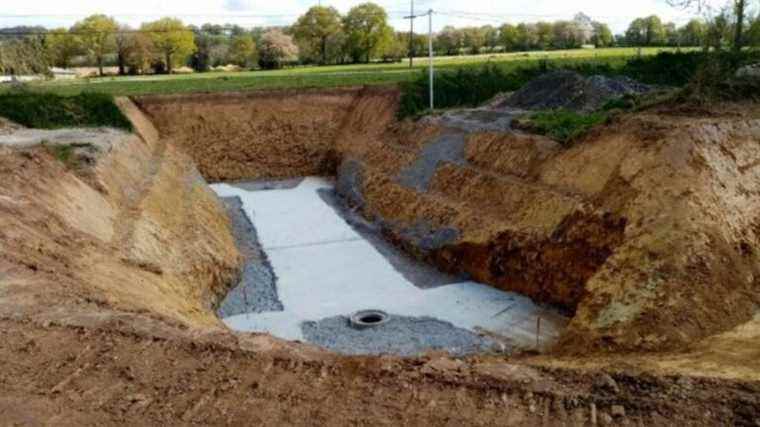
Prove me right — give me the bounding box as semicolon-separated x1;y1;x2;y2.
349;310;390;330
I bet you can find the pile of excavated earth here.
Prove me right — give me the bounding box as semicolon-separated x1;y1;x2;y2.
2;75;760;424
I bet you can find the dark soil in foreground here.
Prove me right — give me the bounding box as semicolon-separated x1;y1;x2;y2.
2;315;759;426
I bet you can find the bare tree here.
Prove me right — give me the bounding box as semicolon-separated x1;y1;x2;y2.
667;0;749;51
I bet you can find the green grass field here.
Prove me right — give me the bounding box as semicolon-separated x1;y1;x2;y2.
8;47;685;97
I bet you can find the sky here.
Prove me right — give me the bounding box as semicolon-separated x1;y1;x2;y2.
0;0;729;34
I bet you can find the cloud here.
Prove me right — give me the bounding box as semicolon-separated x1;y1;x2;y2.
224;0;254;12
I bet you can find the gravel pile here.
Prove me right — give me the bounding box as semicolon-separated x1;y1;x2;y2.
501;70;652;113
302;314;498;356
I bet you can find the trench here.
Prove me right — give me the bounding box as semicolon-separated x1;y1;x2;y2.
131;88;609;356
212;177;568;356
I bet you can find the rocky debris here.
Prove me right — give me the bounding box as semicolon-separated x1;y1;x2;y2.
301;314;498;356
500;70;652;113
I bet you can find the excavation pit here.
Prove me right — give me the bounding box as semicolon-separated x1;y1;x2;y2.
212;177;568;356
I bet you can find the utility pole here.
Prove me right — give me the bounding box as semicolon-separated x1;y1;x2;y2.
405;8;434;110
404;0;416;68
428;9;434;111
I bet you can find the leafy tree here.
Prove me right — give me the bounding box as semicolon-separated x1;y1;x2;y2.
462;27;487;54
679;19;708;46
573;12;595;44
749;16;760;46
626;15;666;45
258;29;298;69
664;22;679;45
114;25;136;75
535;22;555;50
498;24;519;52
436;26;463;55
667;0;753;51
380;32;407;62
644;15;666;45
191;24;230;72
45;28;80;68
292;6;343;64
343;2;393;63
123;33;154;74
141;18;195;74
706;12;732;50
591;22;614;47
0;37;49;75
228;34;257;68
625;18;648;45
517;23;540;50
71;14;118;76
481;25;500;52
552;21;583;49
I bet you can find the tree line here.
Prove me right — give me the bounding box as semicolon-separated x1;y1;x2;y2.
1;1;759;76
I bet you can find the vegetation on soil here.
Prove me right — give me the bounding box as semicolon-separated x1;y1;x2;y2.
43;141;75;164
516;110;609;145
0;91;132;130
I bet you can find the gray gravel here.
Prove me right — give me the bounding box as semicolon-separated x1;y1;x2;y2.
422;108;525;133
230;178;304;192
216;196;283;318
319;188;465;289
501;70;652;113
335;158;366;208
397;134;468;192
301;314;498;356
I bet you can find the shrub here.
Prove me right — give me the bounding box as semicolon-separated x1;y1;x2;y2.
0;91;132;130
398;64;542;118
515;110;608;145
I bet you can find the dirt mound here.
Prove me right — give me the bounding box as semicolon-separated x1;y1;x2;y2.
500;70;651;112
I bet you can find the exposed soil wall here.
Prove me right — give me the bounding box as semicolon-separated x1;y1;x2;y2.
137;88;760;354
0;99;241;328
134;88;365;181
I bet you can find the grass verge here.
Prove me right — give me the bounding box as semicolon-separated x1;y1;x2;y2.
0;92;131;130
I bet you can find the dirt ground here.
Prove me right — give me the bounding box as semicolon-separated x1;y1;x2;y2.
2;89;760;424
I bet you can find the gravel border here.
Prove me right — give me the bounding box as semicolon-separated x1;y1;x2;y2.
302;314;498;357
216;196;283;318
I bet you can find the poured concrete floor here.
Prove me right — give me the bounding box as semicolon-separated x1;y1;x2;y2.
212;178;567;355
